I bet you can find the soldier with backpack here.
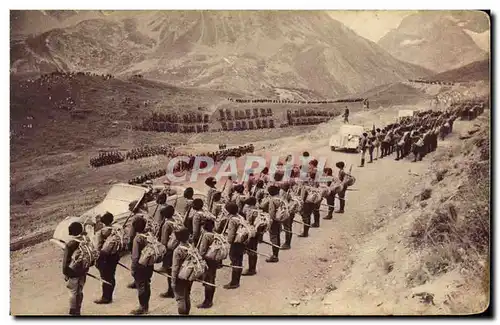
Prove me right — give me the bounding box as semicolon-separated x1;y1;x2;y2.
63;222;94;315
191;198;213;246
94;212;122;305
204;177;218;212
359;132;368;167
241;196;263;276
252;180;266;205
210;192;224;217
197;219;222;309
232;184;247;214
157;206;179;298
223;202;249;289
130;217;163;315
259;185;285;263
172;227;206;315
336;162;349;214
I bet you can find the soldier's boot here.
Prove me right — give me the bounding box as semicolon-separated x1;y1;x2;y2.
242;255;257;276
359;158;365;167
368;153;373;163
127;281;137;289
281;232;292;250
311;213;320;228
224;269;242;289
336;200;345;214
69;308;80;316
323;210;333;220
197;287;215;309
299;225;309;237
130;306;149;315
160;278;175;298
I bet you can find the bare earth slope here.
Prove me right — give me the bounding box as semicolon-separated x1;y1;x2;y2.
11;11;431;97
10;103;488;315
428;59;490;83
378;11;488;72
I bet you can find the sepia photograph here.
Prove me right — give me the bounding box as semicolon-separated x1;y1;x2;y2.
9;7;491;316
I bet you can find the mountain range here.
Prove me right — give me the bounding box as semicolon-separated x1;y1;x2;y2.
11;10;432;97
378;11;489;72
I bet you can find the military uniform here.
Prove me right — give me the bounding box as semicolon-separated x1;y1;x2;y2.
259;195;282;262
172;242;193;315
95;227;121;303
197;231;217;307
62;236;89;315
131;233;153;313
241;204;260;275
158;218;176;297
224;214;245;288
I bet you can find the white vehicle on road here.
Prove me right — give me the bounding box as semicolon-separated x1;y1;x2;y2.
51;183;206;245
329;124;364;152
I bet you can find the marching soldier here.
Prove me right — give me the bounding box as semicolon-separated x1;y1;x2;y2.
62;222;88;316
241;197;260;276
197;219;218;308
359;132;368;167
368;130;376;163
223;202;245;289
158;206;176;298
130;218;153;315
172;227;194;315
94;212;120;305
323;167;335;220
191;198;208;246
259;185;281;263
204;177;218;212
335;162;347;214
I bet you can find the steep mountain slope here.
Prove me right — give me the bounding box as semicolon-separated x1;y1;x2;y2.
11;11;431;97
429;59;490;82
10;74;237;160
378;11;489;72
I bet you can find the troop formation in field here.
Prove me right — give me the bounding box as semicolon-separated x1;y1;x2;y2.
60;99;486;316
127;145;254;185
355;101;485;167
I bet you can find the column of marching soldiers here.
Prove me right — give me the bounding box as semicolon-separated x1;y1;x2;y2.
127;145;255;185
61;100;485;316
354;102;485;167
89;144;254;172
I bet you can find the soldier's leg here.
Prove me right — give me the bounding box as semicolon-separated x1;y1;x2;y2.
324;193;335;220
337;189;346;213
160;251;175;298
282;213;293;249
248;236;259;274
99;255;117;303
312;202;320;227
267;221;280;262
66;276;84;315
359;150;365;167
300;203;311;237
175;279;189;315
76;276;86;315
131;267;149;314
225;244;243;288
198;261;216;308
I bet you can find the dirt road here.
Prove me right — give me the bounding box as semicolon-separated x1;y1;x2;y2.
10;105;448;315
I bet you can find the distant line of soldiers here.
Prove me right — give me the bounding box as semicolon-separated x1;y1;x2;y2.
90;151;125;168
127;145;255;185
126;145;174;160
356;102;484;167
90;145;175;168
226;98;365;104
61;153;355;315
408;79;455;86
